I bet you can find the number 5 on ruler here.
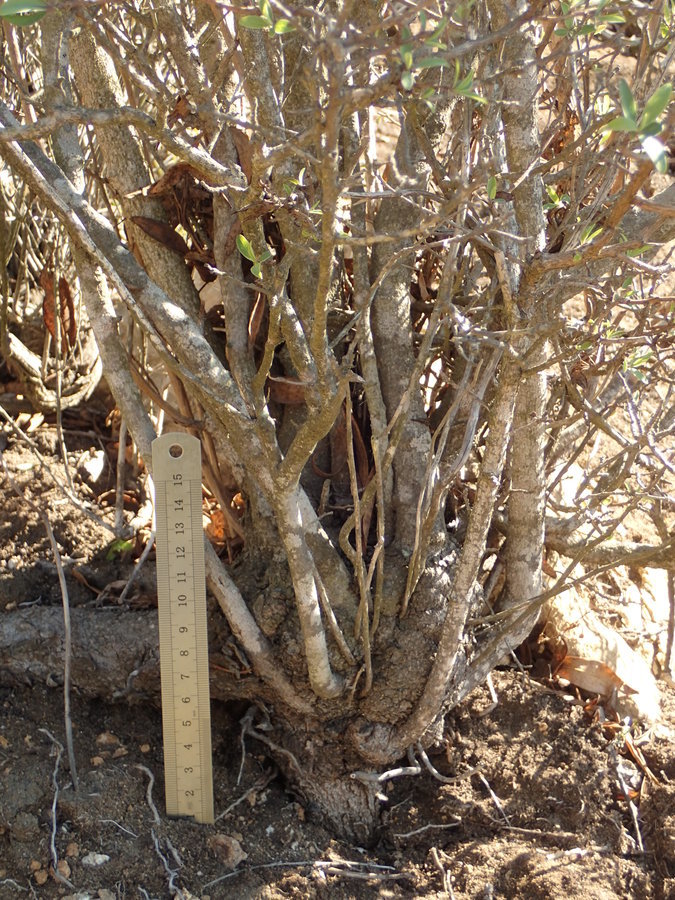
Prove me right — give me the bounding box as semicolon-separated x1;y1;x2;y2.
153;433;214;824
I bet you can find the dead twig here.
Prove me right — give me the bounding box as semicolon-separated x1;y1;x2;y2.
215;769;276;822
395;821;461;839
2;452;79;790
151;828;185;899
136;764;162;826
118;531;155;603
477;772;511;828
39;729;76;890
202;859;403;890
430;846;456;898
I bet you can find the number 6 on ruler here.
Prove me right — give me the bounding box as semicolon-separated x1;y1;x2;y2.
153;433;214;824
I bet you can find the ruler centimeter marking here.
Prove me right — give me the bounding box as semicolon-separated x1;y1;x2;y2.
152;433;214;824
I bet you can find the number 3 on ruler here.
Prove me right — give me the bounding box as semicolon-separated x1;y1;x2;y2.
152;433;214;824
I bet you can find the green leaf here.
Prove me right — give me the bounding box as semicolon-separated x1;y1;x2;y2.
400;46;413;69
487;175;497;200
580;222;603;244
251;262;262;278
639;120;663;137
0;0;46;24
259;248;272;263
417;55;447;68
260;0;272;19
454;71;474;93
428;16;447;42
236;234;256;262
274;18;294;33
240;14;273;28
605;116;638;132
640;134;668;173
545;185;560;204
618;78;637;121
639;83;672;128
626;245;651;257
106;538;133;561
401;70;415;91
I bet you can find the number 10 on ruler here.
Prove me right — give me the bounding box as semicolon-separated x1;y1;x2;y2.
153;433;214;824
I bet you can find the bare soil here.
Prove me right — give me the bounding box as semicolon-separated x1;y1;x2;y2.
0;420;673;899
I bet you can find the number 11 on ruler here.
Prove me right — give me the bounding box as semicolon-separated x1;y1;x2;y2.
153;433;214;824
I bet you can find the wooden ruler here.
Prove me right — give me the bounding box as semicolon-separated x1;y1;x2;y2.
152;433;214;824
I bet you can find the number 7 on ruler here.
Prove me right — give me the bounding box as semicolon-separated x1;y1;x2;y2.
153;433;214;824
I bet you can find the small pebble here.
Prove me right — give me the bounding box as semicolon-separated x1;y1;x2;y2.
81;852;110;867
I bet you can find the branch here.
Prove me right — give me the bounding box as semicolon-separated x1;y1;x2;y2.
546;535;675;570
0;105;233;186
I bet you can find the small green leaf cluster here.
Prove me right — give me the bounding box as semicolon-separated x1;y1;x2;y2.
106;538;134;561
544;186;571;211
236;234;272;279
623;347;653;382
282;167;306;197
605;78;673;173
397;16;484;103
240;0;294;34
0;0;46;26
554;0;625;39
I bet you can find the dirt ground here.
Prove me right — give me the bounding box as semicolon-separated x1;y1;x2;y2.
0;417;674;899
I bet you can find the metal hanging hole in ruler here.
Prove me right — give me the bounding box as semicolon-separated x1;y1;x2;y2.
152;432;214;824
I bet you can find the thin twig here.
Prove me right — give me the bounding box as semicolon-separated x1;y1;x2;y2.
430;846;456;899
415;744;479;786
215;770;276;822
151;828;185;899
39;729;76;890
136;765;162;826
2;454;78;789
114;418;128;537
202;859;401;890
40;514;79;791
477;772;511;827
395;821;461;839
119;531;155;603
98;818;139;838
0;405;116;533
609;746;644;853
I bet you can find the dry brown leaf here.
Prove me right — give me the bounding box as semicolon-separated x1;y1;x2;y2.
267;375;308;405
130;216;190;257
147;161;203;195
206;508;226;543
248;294;266;349
229;126;253;182
555;656;625;696
40;270;77;351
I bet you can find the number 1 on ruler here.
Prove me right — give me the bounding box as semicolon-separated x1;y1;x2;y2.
153;433;214;824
